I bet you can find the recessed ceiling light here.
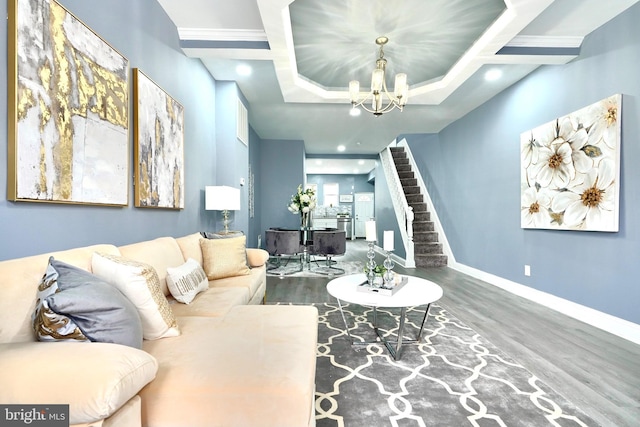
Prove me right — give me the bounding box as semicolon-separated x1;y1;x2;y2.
315;160;322;165
358;160;365;165
484;68;502;81
337;145;346;152
236;64;252;76
349;107;361;117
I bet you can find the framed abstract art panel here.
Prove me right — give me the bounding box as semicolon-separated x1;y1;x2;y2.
520;94;621;232
7;0;129;205
133;69;185;209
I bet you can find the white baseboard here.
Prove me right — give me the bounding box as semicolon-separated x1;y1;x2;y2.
450;261;640;346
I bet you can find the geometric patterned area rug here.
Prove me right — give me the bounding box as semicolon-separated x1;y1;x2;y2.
309;302;598;427
267;259;365;278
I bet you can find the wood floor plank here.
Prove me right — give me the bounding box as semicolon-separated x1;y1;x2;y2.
265;239;640;427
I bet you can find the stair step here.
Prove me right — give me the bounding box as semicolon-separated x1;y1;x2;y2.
395;164;412;172
406;194;423;204
393;157;409;166
415;254;448;268
410;202;427;212
403;185;420;195
413;231;439;243
398;171;414;179
413;211;430;222
390;147;405;153
391;151;407;160
413;221;434;232
414;242;443;254
400;177;417;187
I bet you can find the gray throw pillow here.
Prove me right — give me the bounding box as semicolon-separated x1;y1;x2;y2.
201;231;245;239
33;257;144;349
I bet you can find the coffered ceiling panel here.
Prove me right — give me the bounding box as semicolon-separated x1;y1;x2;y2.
158;0;639;172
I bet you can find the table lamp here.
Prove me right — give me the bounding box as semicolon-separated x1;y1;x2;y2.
205;186;240;234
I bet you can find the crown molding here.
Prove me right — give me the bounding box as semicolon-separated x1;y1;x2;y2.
505;35;584;48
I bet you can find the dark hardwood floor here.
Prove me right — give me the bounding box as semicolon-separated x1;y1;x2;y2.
266;239;640;427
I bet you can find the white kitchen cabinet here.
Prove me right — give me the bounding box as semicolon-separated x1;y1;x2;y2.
313;218;337;229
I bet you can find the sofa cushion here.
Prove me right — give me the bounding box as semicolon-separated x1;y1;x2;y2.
140;306;318;427
200;236;251;280
175;232;204;266
118;237;187;296
169;287;249;317
166;258;208;304
0;342;157;425
32;257;143;349
91;253;180;340
208;267;264;300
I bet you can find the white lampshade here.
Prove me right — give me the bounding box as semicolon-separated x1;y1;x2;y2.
205;186;240;211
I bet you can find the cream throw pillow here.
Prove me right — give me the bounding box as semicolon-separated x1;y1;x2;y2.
166;258;209;304
92;252;180;340
200;236;251;280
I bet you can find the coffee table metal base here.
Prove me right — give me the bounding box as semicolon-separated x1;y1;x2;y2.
335;298;433;360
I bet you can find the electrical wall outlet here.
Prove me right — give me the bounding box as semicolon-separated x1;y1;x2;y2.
524;265;531;276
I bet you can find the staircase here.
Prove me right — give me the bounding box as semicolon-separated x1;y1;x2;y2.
390;147;448;268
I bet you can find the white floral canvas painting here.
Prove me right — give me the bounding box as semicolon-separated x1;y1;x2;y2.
521;94;621;232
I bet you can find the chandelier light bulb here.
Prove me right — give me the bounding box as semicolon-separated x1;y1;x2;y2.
394;73;407;97
349;80;360;103
371;68;384;92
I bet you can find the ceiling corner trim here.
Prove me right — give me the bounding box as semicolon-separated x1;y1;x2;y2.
177;28;268;42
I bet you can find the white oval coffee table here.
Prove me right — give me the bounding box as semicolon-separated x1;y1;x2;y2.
326;273;443;360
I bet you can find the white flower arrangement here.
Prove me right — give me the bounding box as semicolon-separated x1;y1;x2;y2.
287;185;317;214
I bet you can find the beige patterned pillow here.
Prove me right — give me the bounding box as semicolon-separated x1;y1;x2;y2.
199;236;251;280
91;252;180;340
166;258;209;304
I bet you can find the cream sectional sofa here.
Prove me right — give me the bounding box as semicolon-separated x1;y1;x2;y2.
0;232;318;427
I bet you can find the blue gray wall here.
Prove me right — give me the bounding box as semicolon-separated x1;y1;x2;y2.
214;81;250;234
258;139;306;240
402;4;640;324
0;0;241;259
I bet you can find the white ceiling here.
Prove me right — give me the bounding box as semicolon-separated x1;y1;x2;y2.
157;0;638;173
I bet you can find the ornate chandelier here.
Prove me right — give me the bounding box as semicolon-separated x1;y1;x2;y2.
349;36;409;116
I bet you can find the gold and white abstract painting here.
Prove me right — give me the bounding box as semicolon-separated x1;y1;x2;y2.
9;0;129;205
521;94;621;232
133;69;184;209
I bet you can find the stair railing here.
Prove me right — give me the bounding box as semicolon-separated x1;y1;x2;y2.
380;145;416;268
